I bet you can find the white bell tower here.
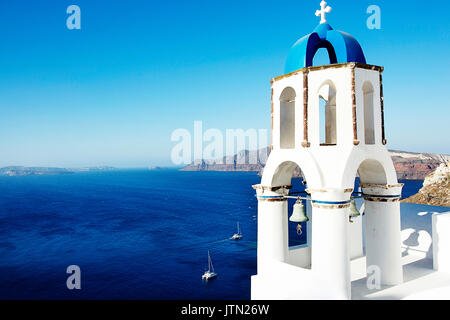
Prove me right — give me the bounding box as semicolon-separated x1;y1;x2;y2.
251;2;403;300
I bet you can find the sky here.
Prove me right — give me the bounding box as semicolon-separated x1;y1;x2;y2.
0;0;448;167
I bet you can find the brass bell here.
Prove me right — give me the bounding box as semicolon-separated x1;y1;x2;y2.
289;199;309;223
349;199;361;223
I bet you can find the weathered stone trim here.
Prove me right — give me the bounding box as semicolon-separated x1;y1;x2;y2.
257;195;287;202
379;72;387;145
302;71;310;148
311;199;351;209
271;62;384;83
306;188;353;194
360;183;404;189
313;199;350;204
252;184;292;192
301;141;310;147
271;87;274;150
351;64;359;145
364;196;401;202
312;203;351;209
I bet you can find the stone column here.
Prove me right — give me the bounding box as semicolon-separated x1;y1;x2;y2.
309;188;352;300
253;185;290;274
362;183;403;285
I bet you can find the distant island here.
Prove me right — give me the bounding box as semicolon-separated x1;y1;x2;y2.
148;166;171;171
181;147;450;181
0;166;116;176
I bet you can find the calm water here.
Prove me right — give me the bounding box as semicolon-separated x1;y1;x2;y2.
0;170;423;299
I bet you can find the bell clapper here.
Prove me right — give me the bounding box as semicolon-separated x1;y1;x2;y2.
296;223;303;236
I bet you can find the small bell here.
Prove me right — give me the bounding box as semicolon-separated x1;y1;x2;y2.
349;198;360;223
289;199;309;223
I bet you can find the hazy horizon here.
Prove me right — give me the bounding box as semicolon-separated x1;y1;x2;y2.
1;146;449;169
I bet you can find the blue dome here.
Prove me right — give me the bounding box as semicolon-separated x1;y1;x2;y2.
284;23;366;74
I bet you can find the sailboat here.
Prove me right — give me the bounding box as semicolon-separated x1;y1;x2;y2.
202;250;218;280
231;222;243;240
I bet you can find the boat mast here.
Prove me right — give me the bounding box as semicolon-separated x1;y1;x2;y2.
208;251;215;273
207;251;211;272
208;250;215;273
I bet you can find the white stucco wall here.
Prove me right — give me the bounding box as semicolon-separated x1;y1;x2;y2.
432;211;450;272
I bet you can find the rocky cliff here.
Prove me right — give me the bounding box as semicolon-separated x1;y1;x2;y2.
402;162;450;207
181;148;270;173
390;150;449;180
182;148;450;180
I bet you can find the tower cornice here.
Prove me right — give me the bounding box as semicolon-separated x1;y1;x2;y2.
271;62;384;84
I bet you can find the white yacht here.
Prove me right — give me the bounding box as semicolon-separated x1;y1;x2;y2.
231;222;243;240
202;251;217;280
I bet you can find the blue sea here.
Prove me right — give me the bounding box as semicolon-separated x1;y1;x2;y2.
0;170;423;300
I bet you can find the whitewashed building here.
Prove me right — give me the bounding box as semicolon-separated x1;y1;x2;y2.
251;2;450;300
